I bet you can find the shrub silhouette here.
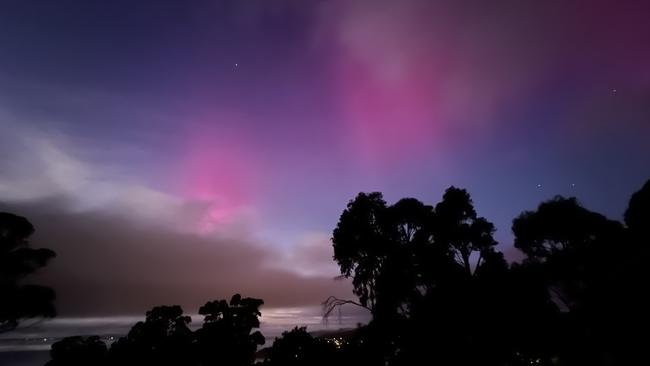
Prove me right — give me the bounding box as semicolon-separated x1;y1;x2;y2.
45;336;108;366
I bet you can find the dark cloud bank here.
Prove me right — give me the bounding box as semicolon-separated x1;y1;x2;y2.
2;197;352;317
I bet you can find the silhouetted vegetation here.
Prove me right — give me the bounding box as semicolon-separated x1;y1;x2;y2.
0;212;56;333
324;181;650;365
47;294;264;366
45;336;108;366
108;305;194;365
37;178;650;365
194;295;265;366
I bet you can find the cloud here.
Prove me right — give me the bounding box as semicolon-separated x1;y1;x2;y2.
317;0;650;165
0;116;352;316
2;198;352;316
269;232;341;278
0;114;255;236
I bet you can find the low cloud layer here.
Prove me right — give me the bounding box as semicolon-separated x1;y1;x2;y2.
4;198;352;316
0;123;351;317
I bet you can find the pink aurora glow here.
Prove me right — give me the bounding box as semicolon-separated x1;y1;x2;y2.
177;120;261;233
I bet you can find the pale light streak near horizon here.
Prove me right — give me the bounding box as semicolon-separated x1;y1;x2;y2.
0;307;370;352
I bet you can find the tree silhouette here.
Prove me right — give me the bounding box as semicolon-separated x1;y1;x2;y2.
616;179;650;364
625;179;650;236
434;187;503;275
194;294;265;366
331;193;441;321
330;187;509;365
512;196;623;311
511;195;638;364
0;212;56;332
108;305;194;366
331;192;389;315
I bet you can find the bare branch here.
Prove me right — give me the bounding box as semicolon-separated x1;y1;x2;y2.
321;296;371;324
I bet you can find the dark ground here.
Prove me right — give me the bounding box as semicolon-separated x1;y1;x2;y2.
0;351;49;366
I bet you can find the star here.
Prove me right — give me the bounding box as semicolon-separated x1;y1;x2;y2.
612;88;617;94
536;184;542;188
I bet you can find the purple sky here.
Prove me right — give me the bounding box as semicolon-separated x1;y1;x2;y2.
1;0;649;316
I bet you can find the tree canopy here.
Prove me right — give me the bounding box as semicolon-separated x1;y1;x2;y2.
331;187;505;320
329;180;650;365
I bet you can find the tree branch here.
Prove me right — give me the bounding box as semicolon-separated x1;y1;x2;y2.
321;296;371;323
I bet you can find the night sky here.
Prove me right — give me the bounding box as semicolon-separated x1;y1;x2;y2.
1;0;649;317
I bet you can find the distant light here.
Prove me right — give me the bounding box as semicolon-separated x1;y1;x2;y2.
536;184;542;188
